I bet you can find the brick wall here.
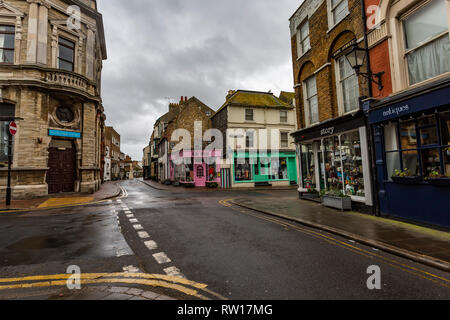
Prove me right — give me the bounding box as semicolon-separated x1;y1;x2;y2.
291;0;366;131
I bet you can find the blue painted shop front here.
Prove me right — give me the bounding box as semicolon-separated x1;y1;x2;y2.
369;79;450;228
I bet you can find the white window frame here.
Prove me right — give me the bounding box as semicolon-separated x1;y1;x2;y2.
280;132;289;148
280;110;288;123
327;0;350;31
245;108;254;122
303;75;319;127
400;0;450;87
334;55;360;116
296;19;311;58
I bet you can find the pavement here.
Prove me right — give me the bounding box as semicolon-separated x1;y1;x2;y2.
0;181;122;211
4;285;176;300
231;193;450;272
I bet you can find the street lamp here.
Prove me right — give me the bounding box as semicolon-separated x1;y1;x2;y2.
345;43;385;92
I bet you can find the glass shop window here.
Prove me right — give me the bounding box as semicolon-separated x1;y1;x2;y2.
340;131;365;197
235;158;253;181
383;112;450;178
323;136;343;191
184;163;194;182
301;144;316;189
207;164;217;181
269;158;288;180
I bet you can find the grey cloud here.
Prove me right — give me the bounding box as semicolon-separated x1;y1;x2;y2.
98;0;299;160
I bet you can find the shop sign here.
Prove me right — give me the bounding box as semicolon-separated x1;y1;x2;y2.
320;127;335;136
49;129;81;139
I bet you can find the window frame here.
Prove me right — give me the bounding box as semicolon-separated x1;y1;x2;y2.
383;112;449;179
280;132;289;149
335;55;360;115
0;25;15;64
395;0;450;89
303;75;319;126
280;110;288;123
296;19;311;58
58;36;75;72
245;108;254;122
327;0;349;30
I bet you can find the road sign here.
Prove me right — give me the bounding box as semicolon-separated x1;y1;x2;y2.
9;121;17;136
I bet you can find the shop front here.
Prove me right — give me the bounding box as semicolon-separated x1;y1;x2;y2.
171;150;222;187
369;79;450;228
232;151;298;188
292;112;374;212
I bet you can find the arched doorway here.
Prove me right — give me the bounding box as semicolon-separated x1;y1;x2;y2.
47;139;76;194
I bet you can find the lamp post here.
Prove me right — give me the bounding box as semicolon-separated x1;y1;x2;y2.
345;43;385;92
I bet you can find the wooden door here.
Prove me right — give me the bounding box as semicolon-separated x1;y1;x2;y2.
47;146;76;194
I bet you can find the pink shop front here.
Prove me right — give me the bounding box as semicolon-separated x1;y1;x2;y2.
169;150;222;187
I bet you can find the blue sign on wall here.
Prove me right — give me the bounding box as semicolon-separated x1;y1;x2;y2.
369;86;450;124
49;129;82;139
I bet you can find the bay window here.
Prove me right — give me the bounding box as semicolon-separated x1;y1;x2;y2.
403;0;450;85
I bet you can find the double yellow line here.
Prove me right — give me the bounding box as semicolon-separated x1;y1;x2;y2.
220;199;450;289
0;273;227;300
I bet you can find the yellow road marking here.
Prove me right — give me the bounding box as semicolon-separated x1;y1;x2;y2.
220;199;450;289
0;278;207;300
0;273;227;300
38;197;94;208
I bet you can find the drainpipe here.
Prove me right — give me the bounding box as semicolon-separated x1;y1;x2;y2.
361;0;381;216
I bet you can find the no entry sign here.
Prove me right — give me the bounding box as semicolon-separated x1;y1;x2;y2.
9;121;17;136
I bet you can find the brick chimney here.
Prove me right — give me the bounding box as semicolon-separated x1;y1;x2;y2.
226;90;236;100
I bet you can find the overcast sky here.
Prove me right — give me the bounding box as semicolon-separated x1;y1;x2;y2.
97;0;300;160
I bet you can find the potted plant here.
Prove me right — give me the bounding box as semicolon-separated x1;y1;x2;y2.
391;168;423;184
322;189;352;211
206;182;218;188
301;188;321;202
426;171;450;187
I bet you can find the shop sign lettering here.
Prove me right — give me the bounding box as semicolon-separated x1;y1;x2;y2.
382;105;409;118
320;127;335;136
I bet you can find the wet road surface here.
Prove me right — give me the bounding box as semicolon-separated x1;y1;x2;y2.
0;179;449;299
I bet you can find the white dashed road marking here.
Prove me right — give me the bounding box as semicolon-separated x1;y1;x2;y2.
138;231;150;239
164;267;186;279
144;240;158;250
133;224;144;230
153;252;171;264
130;219;139;223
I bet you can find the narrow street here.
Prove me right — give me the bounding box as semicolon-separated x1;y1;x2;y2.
0;180;448;300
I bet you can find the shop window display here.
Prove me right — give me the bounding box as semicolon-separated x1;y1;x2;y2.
340;131;365;197
301;144;316;189
323;136;343;191
269;158;288;180
383;111;450;178
235;158;252;181
207;164;217;181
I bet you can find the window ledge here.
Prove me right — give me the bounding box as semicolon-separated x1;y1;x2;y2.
296;48;311;61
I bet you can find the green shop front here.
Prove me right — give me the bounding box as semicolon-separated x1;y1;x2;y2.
232;151;298;188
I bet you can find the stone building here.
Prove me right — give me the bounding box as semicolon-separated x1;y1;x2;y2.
289;0;375;212
105;126;120;180
0;0;107;199
211;90;298;189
